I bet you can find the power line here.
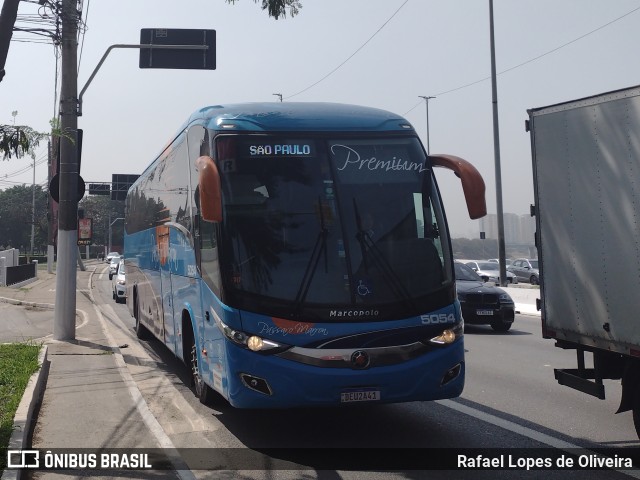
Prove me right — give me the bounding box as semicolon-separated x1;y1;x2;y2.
0;155;48;180
77;0;91;72
403;4;640;116
284;0;410;100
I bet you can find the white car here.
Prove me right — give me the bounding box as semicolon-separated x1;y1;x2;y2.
465;260;518;284
105;251;120;263
112;260;126;303
108;255;122;279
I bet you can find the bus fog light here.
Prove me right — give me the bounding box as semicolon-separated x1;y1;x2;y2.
247;336;263;352
441;363;462;385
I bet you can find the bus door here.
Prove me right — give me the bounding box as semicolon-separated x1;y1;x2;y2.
158;225;177;355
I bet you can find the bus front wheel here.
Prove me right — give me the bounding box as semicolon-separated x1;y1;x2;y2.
188;331;214;406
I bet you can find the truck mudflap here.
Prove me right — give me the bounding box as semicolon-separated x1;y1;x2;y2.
554;368;605;400
553;342;629;401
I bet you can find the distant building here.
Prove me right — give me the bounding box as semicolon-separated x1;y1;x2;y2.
479;213;535;245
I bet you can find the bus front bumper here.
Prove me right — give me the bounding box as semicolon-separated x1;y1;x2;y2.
222;339;465;409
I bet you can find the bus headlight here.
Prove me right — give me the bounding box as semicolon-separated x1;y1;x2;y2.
211;308;288;353
247;336;263;351
429;322;463;345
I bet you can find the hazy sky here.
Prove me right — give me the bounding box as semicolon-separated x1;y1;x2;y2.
3;0;640;238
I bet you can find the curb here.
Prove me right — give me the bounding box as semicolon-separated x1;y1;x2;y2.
1;345;49;480
0;296;55;311
515;303;540;316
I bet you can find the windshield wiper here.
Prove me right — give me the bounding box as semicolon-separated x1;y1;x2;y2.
294;198;329;311
352;199;416;309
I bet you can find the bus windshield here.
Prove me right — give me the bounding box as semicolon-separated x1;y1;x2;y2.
215;134;451;320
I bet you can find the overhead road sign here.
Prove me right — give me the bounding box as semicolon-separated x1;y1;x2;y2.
111;174;139;201
139;28;216;70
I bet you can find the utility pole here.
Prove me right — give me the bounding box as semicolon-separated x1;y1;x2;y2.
47;137;58;274
53;0;79;341
418;95;435;155
489;0;507;287
30;157;35;258
0;0;20;83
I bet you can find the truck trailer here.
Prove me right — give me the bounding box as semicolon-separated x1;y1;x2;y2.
527;85;640;439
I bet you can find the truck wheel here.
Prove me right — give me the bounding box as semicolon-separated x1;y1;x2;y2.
634;384;640;440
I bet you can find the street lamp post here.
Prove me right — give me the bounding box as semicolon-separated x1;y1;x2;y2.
108;217;124;254
418;95;436;154
489;0;507;286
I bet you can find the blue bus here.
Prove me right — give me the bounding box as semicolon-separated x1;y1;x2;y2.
125;102;486;408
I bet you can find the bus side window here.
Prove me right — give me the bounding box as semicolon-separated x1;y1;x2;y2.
188;125;221;295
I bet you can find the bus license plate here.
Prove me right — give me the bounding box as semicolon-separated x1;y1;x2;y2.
341;389;380;403
477;309;494;316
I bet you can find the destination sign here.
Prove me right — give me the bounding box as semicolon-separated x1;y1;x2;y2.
243;139;315;157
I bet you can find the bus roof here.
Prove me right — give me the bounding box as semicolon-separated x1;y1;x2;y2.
183;102;415;133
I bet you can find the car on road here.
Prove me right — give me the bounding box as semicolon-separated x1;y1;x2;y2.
108;255;122;280
487;258;512;266
112;260;126;303
464;260;518;284
455;262;515;332
105;251;120;263
508;258;540;285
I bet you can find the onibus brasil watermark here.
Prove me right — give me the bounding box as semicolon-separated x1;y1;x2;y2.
7;450;153;470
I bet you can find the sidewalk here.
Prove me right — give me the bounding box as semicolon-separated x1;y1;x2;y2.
503;285;541;316
0;260;182;480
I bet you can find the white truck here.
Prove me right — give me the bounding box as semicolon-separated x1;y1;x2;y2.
526;85;640;439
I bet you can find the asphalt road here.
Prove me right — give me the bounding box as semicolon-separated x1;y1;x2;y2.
89;265;640;479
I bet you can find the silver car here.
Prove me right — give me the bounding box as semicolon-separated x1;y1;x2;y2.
508;258;540;285
112;260;126;303
465;260;518;284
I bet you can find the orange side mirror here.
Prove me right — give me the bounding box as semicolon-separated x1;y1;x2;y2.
196;155;222;223
430;154;487;220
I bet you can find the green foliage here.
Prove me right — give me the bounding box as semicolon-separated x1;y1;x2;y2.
0;118;72;161
226;0;302;19
0;124;46;160
0;343;41;472
0;184;48;251
79;195;125;247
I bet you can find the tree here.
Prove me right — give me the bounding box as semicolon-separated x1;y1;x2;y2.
0;124;46;160
78;195;125;248
226;0;302;19
0;184;48;252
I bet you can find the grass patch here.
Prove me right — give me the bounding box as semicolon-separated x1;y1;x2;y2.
0;343;41;472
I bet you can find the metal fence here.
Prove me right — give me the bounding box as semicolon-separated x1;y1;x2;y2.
0;249;38;286
5;262;37;286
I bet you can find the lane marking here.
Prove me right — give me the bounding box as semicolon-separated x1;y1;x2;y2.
437;399;640;478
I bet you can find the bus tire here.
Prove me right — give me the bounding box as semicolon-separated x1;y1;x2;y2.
191;342;215;405
134;294;150;340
